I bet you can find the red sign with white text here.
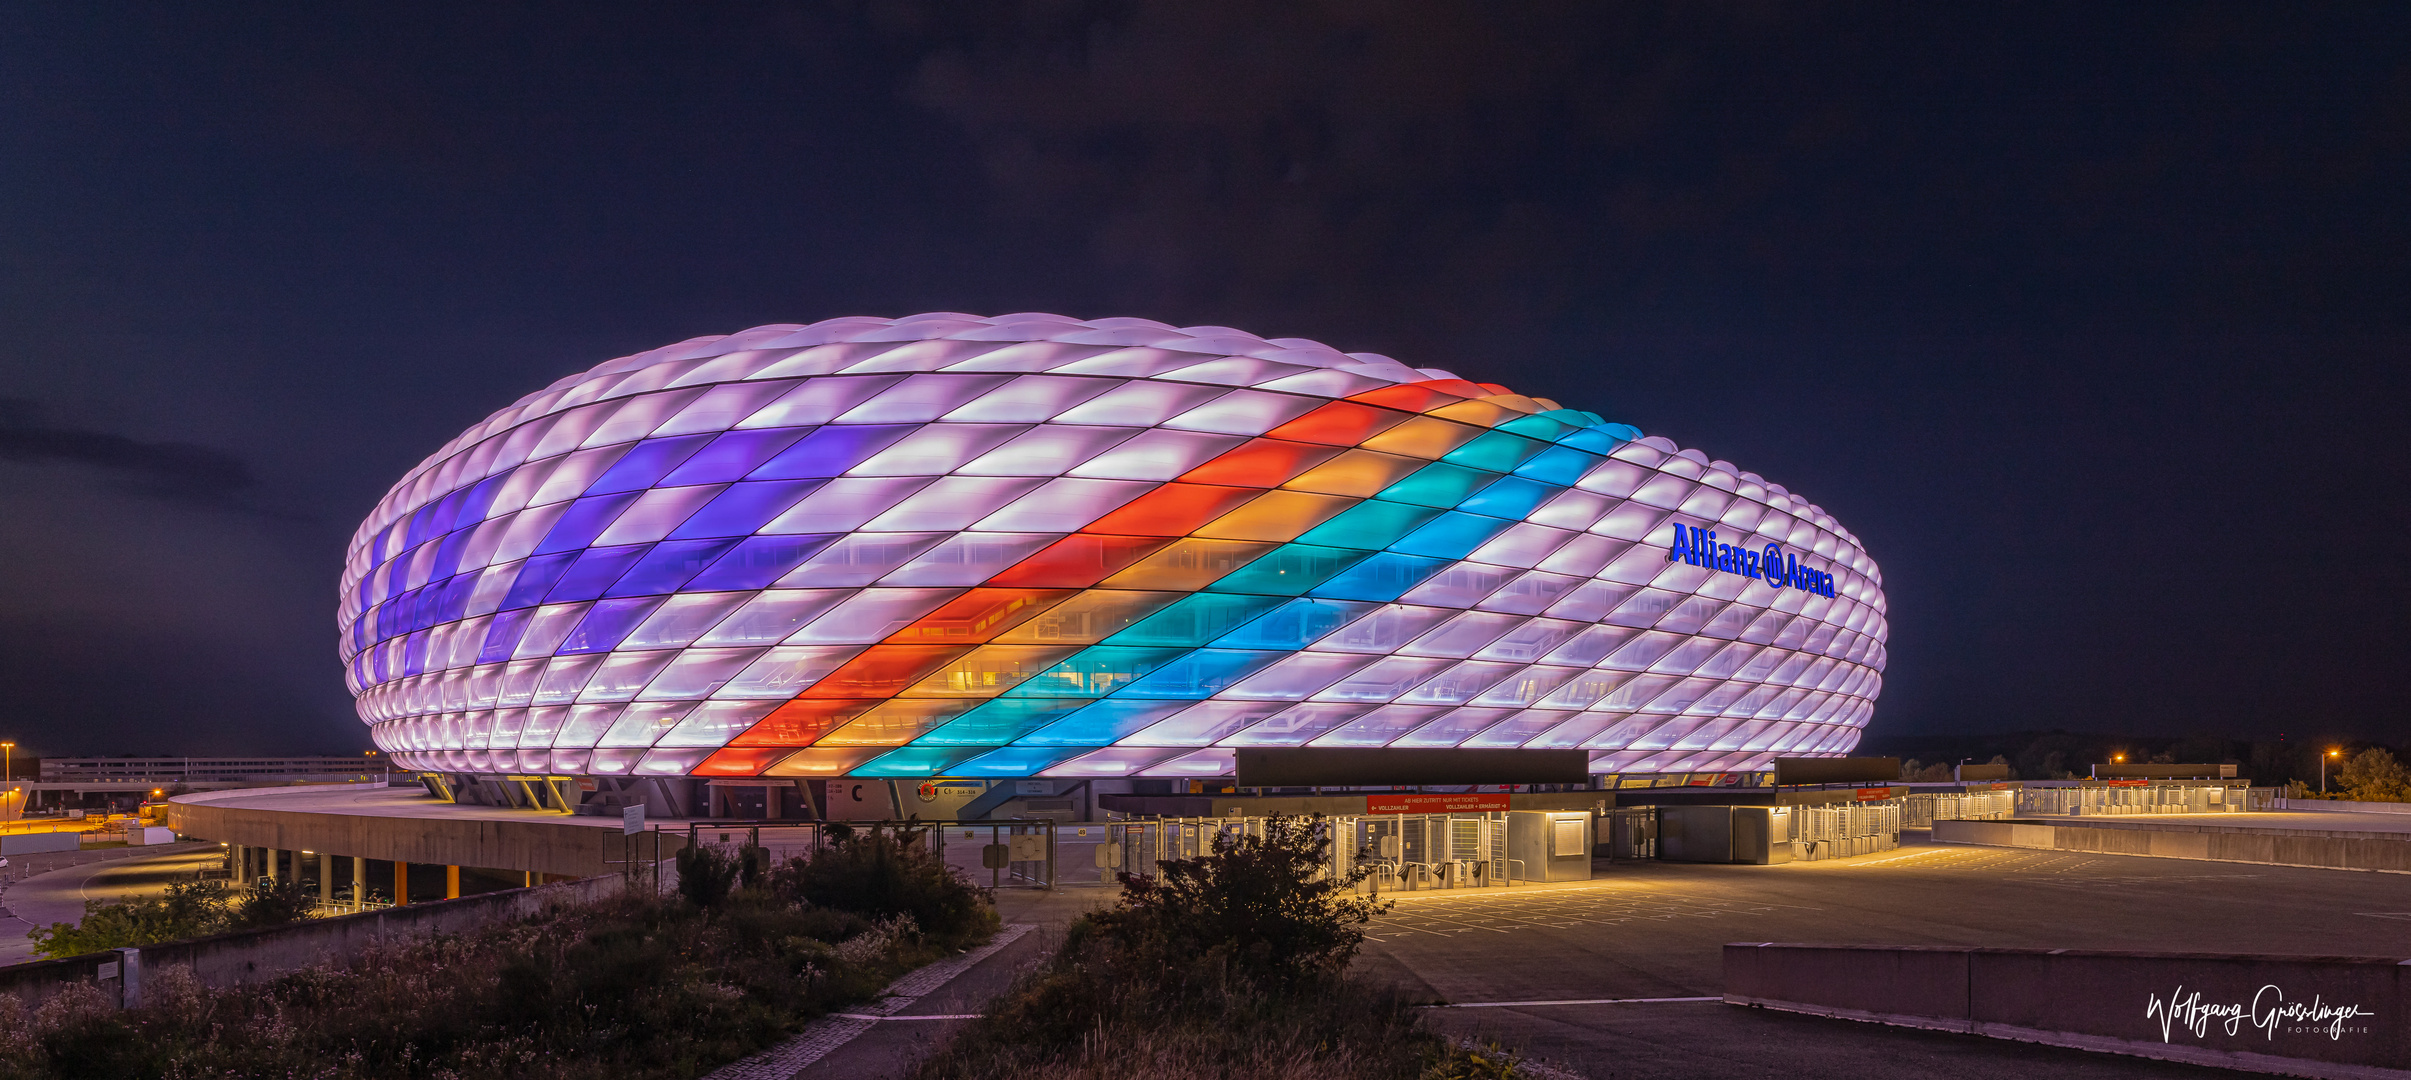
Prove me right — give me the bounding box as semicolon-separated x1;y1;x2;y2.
1365;793;1512;814
2103;779;2150;787
1855;787;1895;801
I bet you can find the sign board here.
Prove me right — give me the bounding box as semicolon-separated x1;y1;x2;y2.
1774;757;1904;786
621;805;644;835
1016;780;1051;796
1235;747;1586;787
2104;779;2150;787
1365;793;1512;814
1854;787;1896;802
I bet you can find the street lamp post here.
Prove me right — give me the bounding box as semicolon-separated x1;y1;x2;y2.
2;742;14;825
2324;749;2340;795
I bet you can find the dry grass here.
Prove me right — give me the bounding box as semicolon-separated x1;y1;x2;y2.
0;881;990;1080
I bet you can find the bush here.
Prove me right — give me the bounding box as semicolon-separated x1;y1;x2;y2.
675;840;745;908
228;876;316;930
769;826;994;948
910;814;1526;1079
1088;813;1384;985
0;885;973;1079
28;879;234;958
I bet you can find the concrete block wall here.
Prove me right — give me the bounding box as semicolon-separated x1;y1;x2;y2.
0;875;630;1012
1727;943;2410;1077
1936;819;2411;873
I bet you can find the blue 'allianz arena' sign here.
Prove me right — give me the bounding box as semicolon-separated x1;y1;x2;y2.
1666;523;1837;597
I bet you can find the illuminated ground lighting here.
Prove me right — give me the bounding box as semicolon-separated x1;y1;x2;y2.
341;315;1886;780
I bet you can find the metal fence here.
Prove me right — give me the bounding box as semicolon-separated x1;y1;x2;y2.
2016;785;2245;816
1901;791;2017;826
668;820;1068;890
1089;813;1519;893
1787;801;1901;861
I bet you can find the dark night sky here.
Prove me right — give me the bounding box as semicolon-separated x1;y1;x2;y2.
2;3;2406;756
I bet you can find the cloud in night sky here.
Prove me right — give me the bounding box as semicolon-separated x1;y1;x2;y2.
0;398;269;513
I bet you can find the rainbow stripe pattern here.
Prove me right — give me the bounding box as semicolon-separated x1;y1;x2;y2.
342;314;1887;780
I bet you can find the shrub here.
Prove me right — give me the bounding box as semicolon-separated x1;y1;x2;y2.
0;885;978;1079
675;840;746;908
770;826;993;947
910;815;1533;1080
1088;813;1385;985
228;876;316;930
28;879;233;958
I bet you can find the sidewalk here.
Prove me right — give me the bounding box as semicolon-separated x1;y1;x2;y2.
708;886;1113;1080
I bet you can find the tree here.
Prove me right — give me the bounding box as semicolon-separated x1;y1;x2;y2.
2338;748;2411;803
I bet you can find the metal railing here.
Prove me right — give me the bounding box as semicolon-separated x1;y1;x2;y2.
660;819;1065;890
1091;812;1518;893
2017;784;2245;816
1901;791;2017;826
1786;801;1902;861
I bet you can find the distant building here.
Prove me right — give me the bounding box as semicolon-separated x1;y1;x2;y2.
39;756;390;784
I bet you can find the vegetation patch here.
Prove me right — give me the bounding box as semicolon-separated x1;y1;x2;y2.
0;827;995;1080
28;877;317;959
913;815;1534;1080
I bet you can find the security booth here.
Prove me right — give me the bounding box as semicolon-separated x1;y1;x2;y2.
1505;809;1594;880
1625;757;1910;864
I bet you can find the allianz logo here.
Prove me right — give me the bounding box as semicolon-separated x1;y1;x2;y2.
1664;523;1838;598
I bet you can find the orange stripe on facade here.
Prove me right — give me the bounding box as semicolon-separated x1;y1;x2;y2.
715;378;1524;772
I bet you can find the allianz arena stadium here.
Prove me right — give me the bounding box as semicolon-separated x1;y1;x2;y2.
342;313;1886;796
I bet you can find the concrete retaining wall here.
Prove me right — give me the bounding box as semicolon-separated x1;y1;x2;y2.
1727;943;2411;1078
0;875;629;1011
1935;819;2411;873
2277;799;2411;816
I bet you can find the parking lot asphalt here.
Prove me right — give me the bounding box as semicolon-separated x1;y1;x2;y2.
1353;836;2411;1078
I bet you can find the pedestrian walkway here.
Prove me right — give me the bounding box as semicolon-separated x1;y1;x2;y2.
707;924;1036;1080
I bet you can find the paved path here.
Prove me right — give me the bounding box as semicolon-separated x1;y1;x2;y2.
0;843;219;965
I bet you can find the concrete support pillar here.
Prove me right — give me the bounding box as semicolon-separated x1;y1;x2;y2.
394;862;409;906
318;852;333;903
524;870;535;888
445;865;460;899
266;849;282;883
230;844;245;884
352;856;366;909
289;849;303;887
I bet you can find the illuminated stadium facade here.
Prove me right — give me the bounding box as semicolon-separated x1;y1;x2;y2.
342;314;1886;791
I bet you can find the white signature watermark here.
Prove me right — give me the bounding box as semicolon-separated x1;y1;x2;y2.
2146;985;2376;1042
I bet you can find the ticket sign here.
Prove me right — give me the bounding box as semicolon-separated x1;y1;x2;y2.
1365;793;1513;814
1855;787;1896;802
